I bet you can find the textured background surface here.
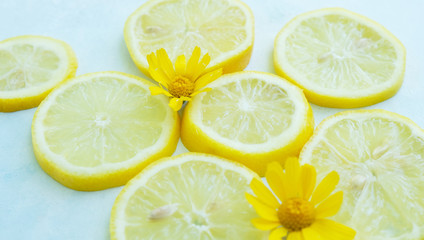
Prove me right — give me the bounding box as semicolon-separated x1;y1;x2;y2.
0;0;423;239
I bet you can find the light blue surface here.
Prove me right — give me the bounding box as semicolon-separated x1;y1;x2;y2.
0;0;423;239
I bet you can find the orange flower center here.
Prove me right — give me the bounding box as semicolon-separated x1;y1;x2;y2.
277;198;316;232
168;75;194;98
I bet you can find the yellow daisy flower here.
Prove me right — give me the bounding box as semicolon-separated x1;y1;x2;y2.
246;157;356;240
147;47;223;111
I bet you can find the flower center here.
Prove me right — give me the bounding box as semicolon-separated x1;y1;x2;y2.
277;198;316;232
168;75;195;98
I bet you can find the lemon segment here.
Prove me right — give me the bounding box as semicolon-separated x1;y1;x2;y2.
181;71;314;176
274;8;406;108
0;35;77;112
124;0;254;76
110;152;267;240
32;72;179;191
299;110;424;239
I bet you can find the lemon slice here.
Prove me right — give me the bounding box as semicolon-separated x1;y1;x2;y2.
181;71;314;176
299;110;424;239
274;8;406;108
124;0;254;76
0;35;77;112
110;152;267;240
32;72;179;191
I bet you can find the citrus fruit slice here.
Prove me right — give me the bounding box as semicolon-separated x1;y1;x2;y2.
124;0;254;76
32;71;179;191
0;35;77;112
274;8;406;108
181;71;314;176
110;152;267;240
299;109;424;239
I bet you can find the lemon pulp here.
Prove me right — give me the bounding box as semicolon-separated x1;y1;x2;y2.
181;71;314;176
300;110;424;239
0;35;77;111
274;8;406;108
124;0;254;74
110;153;267;240
32;72;179;190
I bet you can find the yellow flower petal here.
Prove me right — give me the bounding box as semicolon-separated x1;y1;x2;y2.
168;97;184;111
265;162;288;202
315;191;343;219
189;88;211;98
249;178;280;209
147;51;171;87
175;55;186;76
309;219;356;240
301;164;316;201
191;53;211;80
157;48;175;80
302;227;323;240
311;171;340;205
287;231;303;240
186;46;201;79
245;193;279;222
149;86;172;97
194;68;223;91
285;157;301;198
146;52;158;69
251;218;281;231
269;228;288;240
180;96;192;102
149;67;170;88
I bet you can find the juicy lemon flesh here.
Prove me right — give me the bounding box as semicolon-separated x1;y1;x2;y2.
120;160;265;239
200;78;294;144
0;43;63;91
285;14;397;90
303;115;424;239
134;0;248;63
42;77;166;167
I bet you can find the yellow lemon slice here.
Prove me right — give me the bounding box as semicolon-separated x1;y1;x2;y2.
299;109;424;239
32;72;179;191
110;152;267;240
0;35;77;112
124;0;254;75
274;8;406;108
181;71;314;176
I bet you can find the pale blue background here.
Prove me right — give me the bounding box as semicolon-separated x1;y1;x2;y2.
0;0;423;239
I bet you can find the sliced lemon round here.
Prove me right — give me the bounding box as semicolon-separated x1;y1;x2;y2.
181;71;314;176
110;152;267;240
299;110;424;239
0;35;77;112
32;71;179;191
124;0;254;76
274;8;406;108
